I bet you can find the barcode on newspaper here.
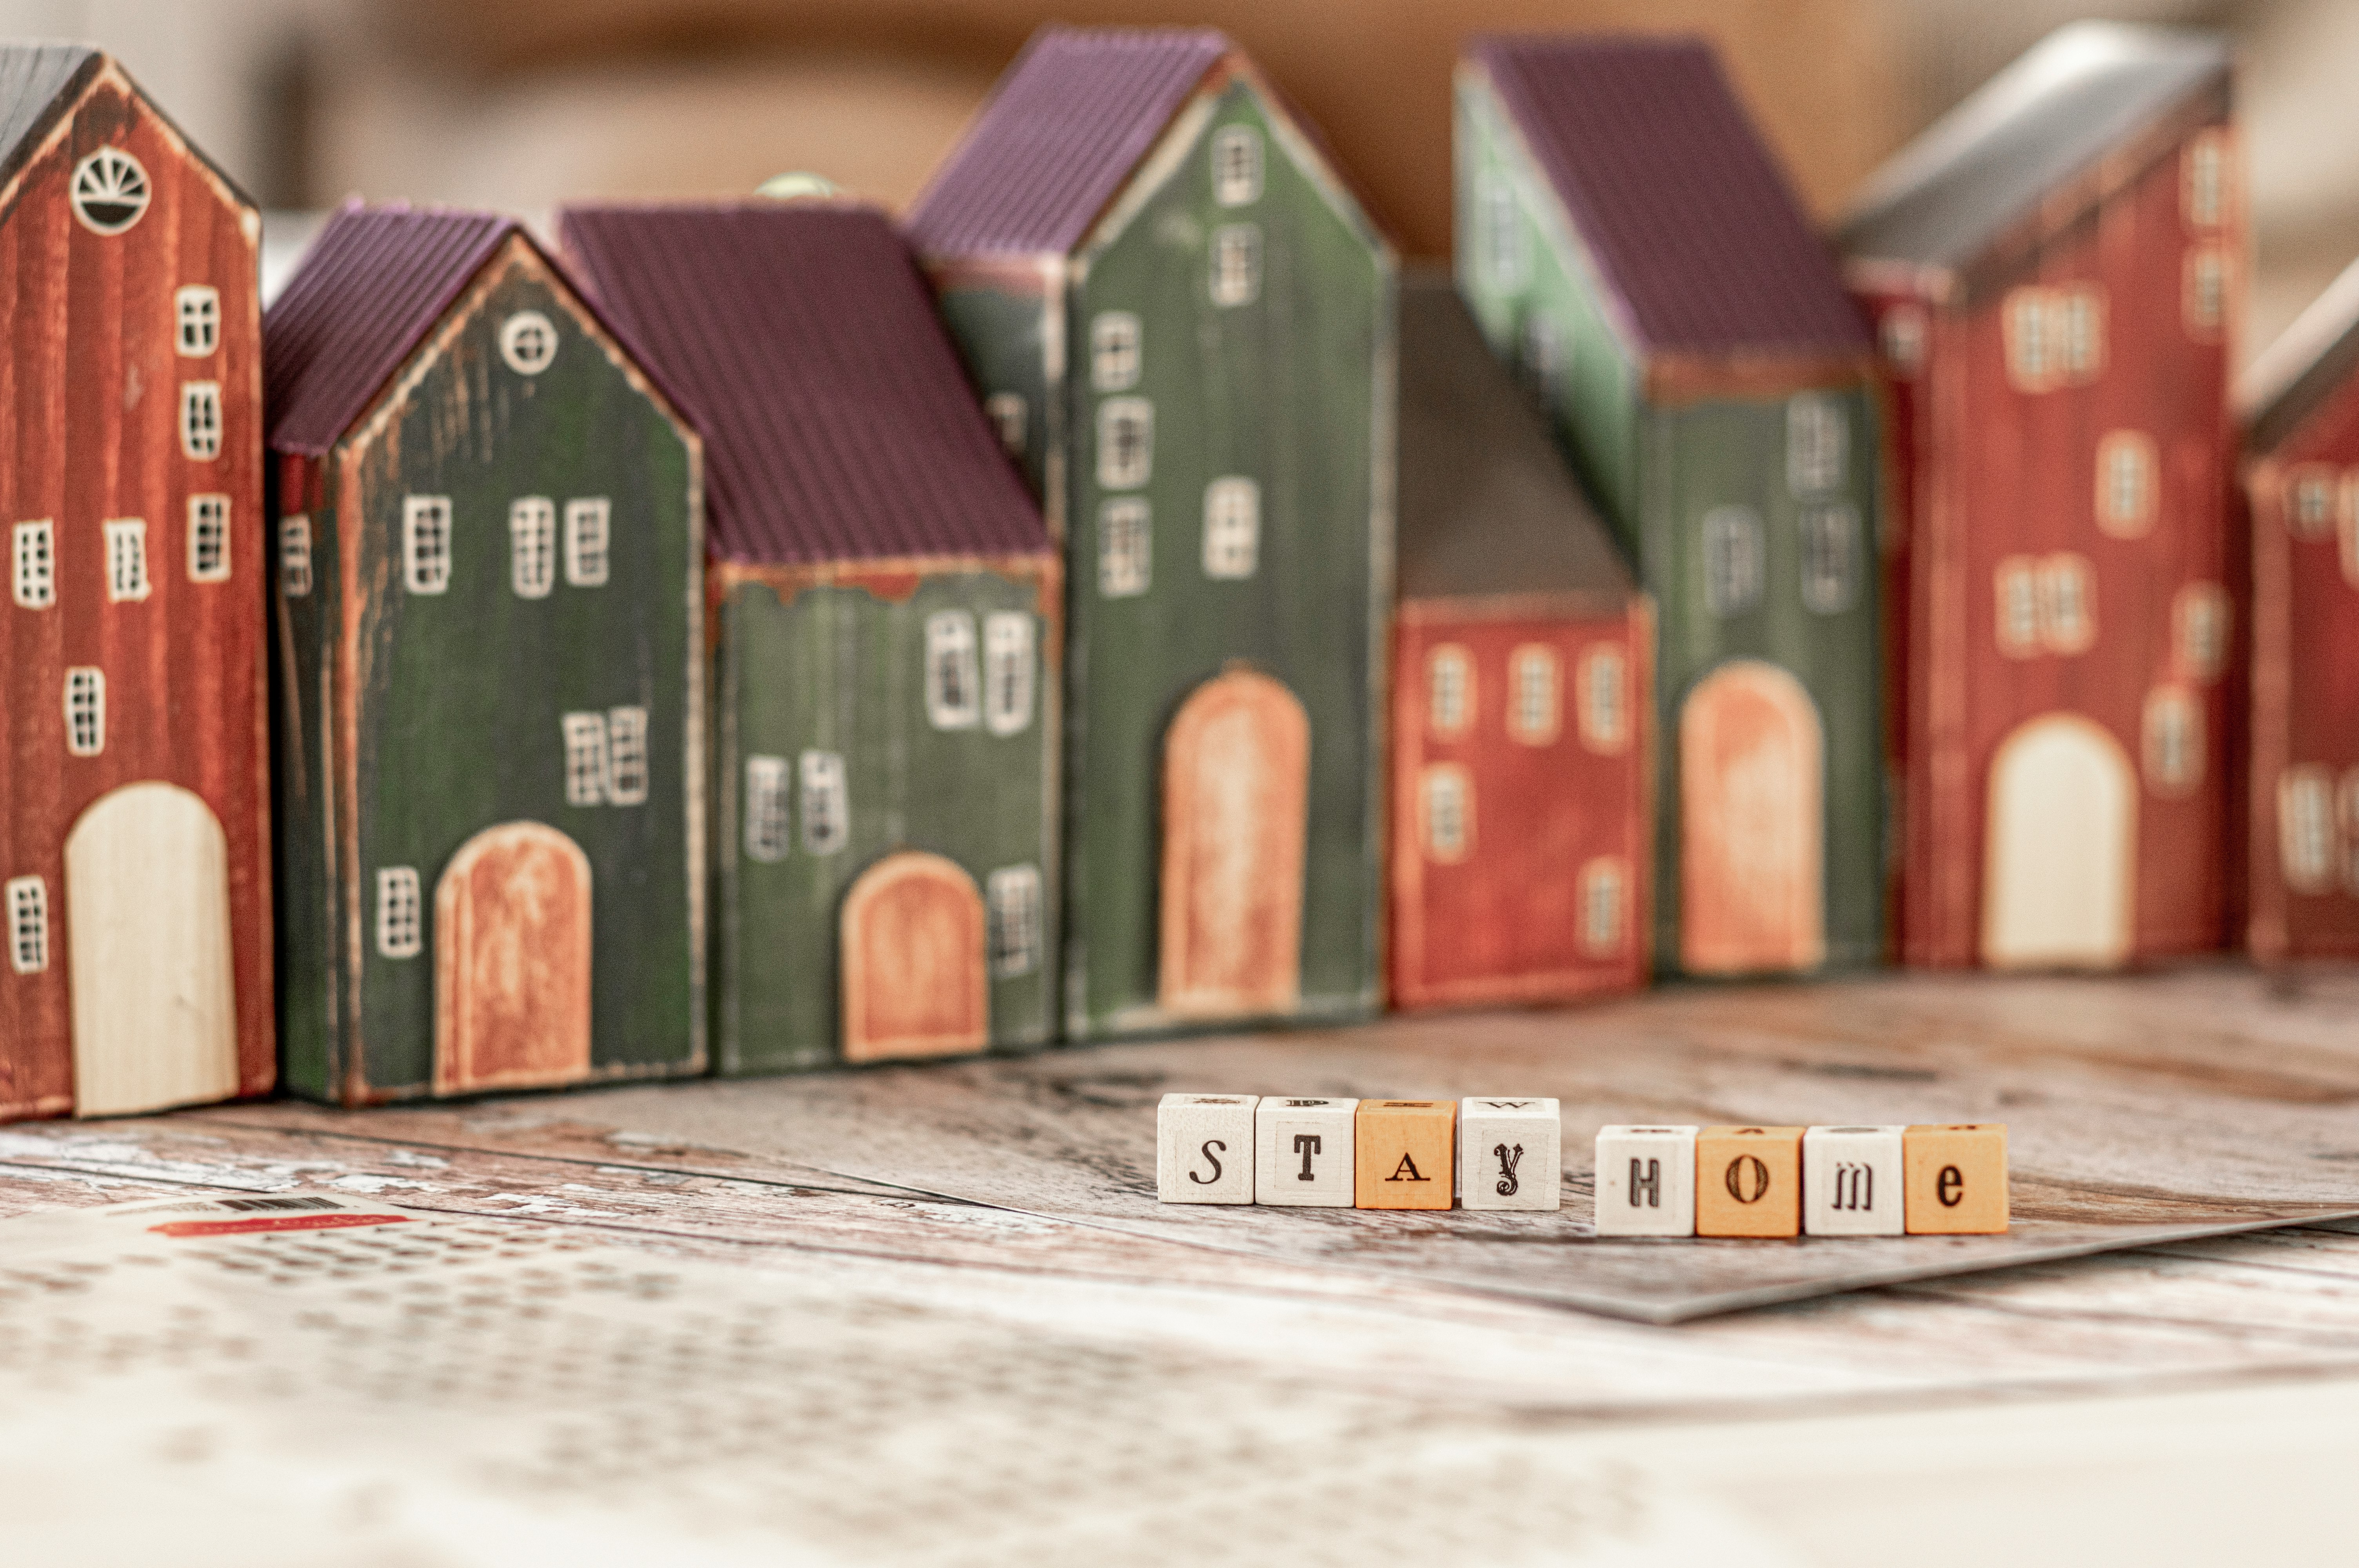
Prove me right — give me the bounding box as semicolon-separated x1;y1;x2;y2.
214;1196;342;1213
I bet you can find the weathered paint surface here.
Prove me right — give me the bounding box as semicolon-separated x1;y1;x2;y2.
432;820;594;1093
840;850;990;1062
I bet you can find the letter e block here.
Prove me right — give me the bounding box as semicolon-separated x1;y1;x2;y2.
1354;1100;1455;1210
1156;1094;1257;1203
1459;1098;1561;1211
1904;1124;2008;1234
1594;1125;1697;1236
1803;1125;1905;1236
1694;1125;1803;1238
1254;1097;1358;1206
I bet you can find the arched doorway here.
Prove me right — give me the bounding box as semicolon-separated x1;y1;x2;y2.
65;782;239;1116
1159;668;1310;1017
1982;714;2135;968
840;851;987;1062
434;822;593;1093
1679;661;1826;974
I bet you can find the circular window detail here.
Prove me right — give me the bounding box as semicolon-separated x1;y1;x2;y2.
498;310;559;376
70;147;150;235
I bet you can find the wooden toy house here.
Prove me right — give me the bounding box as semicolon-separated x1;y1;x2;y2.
1841;25;2238;969
1391;273;1652;1009
0;46;273;1121
1456;36;1883;978
907;27;1395;1038
561;201;1061;1073
265;205;706;1103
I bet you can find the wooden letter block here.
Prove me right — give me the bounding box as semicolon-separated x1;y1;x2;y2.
1354;1100;1456;1210
1254;1097;1358;1206
1156;1094;1257;1203
1803;1125;1905;1235
1593;1125;1697;1236
1905;1123;2009;1234
1694;1125;1803;1237
1458;1098;1561;1211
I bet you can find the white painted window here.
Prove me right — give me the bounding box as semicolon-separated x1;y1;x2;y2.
2184;247;2228;338
6;876;48;975
280;515;313;598
2143;686;2203;796
799;750;849;855
1578;645;1627;753
2096;431;2158;537
499;310;558;376
985;392;1027;456
1210;124;1263;207
2184;130;2229;229
2288;466;2337;539
69;146;148;235
175;285;220;357
375;867;422;959
180;382;223;461
104;519;149;603
12;521;54;608
1879;306;1926;376
2005;285;2106;390
2040;553;2096;654
564;498;611;588
983;612;1035;737
2061;286;2106;379
562;712;611;806
1421;764;1472;864
1096;397;1153;490
743;755;791;863
1092;312;1142;392
2281;767;2335;893
1202;477;1259;579
1507;644;1560;746
509;497;555;599
1994;557;2041;657
1800;503;1859;614
925;611;981;731
1098;498;1150;598
1579;858;1626;956
987;864;1044;977
1787;394;1848;495
64;668;104;756
606;706;649;806
1428;645;1472;739
1477;172;1525;290
187;495;230;583
2174;583;2230;683
1209;224;1261;308
2005;288;2053;388
403;496;453;594
1701;507;1764;617
1518;312;1561;392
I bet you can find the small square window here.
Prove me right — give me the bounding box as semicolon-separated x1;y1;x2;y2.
6;875;49;975
2143;686;2203;797
2039;553;2096;655
799;751;849;855
1202;477;1259;580
987;864;1044;976
1210;124;1263;207
12;520;55;608
606;706;649;806
1092;312;1142;392
280;515;313;598
1427;645;1472;740
1701;507;1764;617
2096;431;2158;538
511;497;556;599
1579;858;1626;956
403;496;452;595
925;611;981;731
562;712;611;806
1994;557;2041;657
1098;498;1150;598
984;392;1027;456
187;495;230;583
103;519;149;603
1096;398;1153;490
64;667;104;756
2173;582;2231;683
1577;645;1627;754
565;498;611;587
180;381;223;460
2281;766;2336;893
1786;393;1848;496
375;867;422;959
1800;503;1859;614
1420;764;1472;864
174;285;220;357
1209;224;1260;308
983;612;1035;737
743;755;791;863
1507;644;1560;746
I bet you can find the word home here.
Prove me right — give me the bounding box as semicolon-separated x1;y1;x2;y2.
1158;1095;1561;1210
1593;1123;2006;1237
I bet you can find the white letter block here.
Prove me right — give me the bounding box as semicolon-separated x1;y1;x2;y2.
1803;1125;1906;1236
1254;1097;1357;1206
1459;1098;1561;1211
1594;1125;1697;1236
1157;1094;1257;1203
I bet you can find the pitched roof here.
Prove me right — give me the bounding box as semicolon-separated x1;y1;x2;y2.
559;201;1050;566
0;44;100;196
905;26;1229;258
1840;24;2229;283
264;204;518;455
1397;273;1632;608
1466;34;1868;361
2242;255;2359;457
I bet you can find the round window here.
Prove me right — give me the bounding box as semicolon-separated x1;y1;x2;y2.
70;147;150;235
498;310;558;376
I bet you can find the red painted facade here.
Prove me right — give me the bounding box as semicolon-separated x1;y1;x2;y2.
0;65;270;1117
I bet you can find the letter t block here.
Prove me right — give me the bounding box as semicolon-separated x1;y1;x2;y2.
1594;1125;1697;1236
1354;1100;1456;1210
1254;1097;1357;1206
1156;1094;1257;1204
1905;1124;2009;1234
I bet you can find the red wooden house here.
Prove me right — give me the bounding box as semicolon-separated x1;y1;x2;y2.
0;47;271;1121
1391;275;1650;1007
1840;24;2239;969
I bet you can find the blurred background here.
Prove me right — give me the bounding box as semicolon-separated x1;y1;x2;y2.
8;0;2354;359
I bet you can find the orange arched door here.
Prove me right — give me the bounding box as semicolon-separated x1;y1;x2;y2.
840;851;989;1062
434;822;593;1094
1159;669;1310;1018
1679;661;1826;975
1982;714;2136;969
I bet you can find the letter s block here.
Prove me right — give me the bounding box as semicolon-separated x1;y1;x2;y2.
1904;1124;2008;1234
1694;1125;1803;1237
1593;1125;1697;1236
1458;1097;1561;1211
1254;1097;1357;1207
1353;1100;1456;1210
1803;1125;1905;1236
1156;1094;1258;1203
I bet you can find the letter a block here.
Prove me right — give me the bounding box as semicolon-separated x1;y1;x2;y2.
1803;1125;1905;1236
1593;1126;1697;1236
1694;1125;1803;1238
1255;1097;1358;1206
1156;1094;1257;1203
1458;1098;1561;1211
1354;1100;1455;1210
1904;1124;2009;1234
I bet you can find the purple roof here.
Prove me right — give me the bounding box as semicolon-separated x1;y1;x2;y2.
1469;35;1869;360
905;26;1229;258
559;201;1050;566
265;204;518;456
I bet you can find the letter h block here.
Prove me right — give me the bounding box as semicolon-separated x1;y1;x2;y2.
1803;1125;1905;1235
1594;1126;1697;1236
1156;1094;1258;1203
1254;1097;1357;1206
1458;1098;1561;1211
1354;1100;1456;1210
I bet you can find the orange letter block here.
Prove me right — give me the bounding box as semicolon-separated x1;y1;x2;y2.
1694;1125;1803;1237
1355;1100;1456;1210
1904;1124;2009;1234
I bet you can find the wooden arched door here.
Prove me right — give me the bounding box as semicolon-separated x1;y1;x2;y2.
840;851;988;1062
65;782;239;1116
1679;661;1826;975
1982;714;2135;969
434;822;593;1093
1159;669;1310;1017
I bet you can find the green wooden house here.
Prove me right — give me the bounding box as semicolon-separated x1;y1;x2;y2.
561;201;1061;1073
264;205;705;1102
1456;35;1883;977
908;26;1396;1038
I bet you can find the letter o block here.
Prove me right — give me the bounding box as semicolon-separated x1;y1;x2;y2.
1354;1100;1456;1210
1904;1123;2009;1234
1594;1125;1697;1236
1156;1093;1258;1203
1694;1125;1803;1237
